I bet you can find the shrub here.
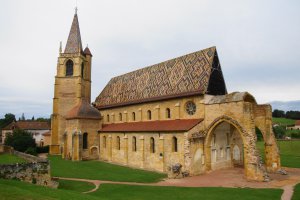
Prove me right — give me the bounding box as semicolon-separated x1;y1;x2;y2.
4;129;36;152
25;147;37;156
36;146;49;153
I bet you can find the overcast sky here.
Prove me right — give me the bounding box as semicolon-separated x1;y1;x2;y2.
0;0;299;119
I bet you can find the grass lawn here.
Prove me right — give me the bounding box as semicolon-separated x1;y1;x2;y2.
0;179;99;200
272;118;295;126
0;179;283;200
0;153;26;164
89;184;282;200
257;140;300;168
49;155;166;183
292;183;300;200
58;179;95;193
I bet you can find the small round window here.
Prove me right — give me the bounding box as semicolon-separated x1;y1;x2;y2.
185;101;196;115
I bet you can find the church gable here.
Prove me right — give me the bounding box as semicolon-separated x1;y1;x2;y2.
95;46;227;109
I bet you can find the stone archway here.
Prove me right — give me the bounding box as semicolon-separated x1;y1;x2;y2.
204;115;265;181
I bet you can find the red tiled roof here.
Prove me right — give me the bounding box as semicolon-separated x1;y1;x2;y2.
99;119;203;132
295;120;300;126
42;131;51;136
3;121;50;130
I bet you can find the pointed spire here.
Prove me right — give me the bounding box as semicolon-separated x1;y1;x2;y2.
59;41;62;53
64;10;83;54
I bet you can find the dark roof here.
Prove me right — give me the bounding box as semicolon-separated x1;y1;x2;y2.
64;13;83;54
66;99;101;120
95;47;227;109
84;47;92;56
3;121;50;130
99;119;203;132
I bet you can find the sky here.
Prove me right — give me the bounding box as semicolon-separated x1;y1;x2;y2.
0;0;299;119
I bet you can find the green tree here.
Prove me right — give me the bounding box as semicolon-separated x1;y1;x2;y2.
4;129;36;153
0;113;16;129
273;126;286;139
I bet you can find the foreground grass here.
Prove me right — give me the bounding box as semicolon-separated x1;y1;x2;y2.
0;153;26;164
257;140;300;168
58;179;95;193
49;155;166;183
0;179;99;200
0;179;283;200
89;184;282;200
272;117;295;126
292;183;300;200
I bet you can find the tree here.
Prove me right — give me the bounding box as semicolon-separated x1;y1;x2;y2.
0;113;16;129
21;113;25;121
273;126;285;139
4;129;36;153
272;109;285;118
31;116;35;121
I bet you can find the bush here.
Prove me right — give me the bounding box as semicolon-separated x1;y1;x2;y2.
25;147;37;156
273;126;286;139
4;129;36;152
36;146;49;153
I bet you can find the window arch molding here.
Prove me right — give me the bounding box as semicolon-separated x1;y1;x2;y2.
65;59;74;76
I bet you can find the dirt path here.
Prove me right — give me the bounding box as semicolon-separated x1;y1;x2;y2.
55;167;300;199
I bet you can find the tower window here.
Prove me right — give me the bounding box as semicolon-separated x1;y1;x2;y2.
150;137;155;153
147;110;152;120
66;59;74;76
83;132;88;149
132;136;137;152
172;136;178;152
166;108;171;119
132;112;136;121
81;62;85;78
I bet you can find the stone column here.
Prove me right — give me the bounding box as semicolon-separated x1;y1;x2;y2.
159;135;164;171
175;103;180;119
140;136;145;168
108;135;112;161
124;111;128;122
155;105;160;120
138;108;142;121
123;135;128;165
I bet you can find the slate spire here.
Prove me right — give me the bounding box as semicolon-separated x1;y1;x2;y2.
64;9;83;54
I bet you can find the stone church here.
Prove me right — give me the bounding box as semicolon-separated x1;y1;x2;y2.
50;11;281;181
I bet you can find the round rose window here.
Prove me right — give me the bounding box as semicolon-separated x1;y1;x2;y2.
186;101;196;115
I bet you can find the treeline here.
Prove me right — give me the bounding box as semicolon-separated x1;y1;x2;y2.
272;109;300;119
0;113;50;129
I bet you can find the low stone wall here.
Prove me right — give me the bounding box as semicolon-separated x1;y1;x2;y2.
0;145;57;188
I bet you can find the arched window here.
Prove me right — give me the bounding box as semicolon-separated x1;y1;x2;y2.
116;136;120;150
81;62;85;78
66;59;74;76
107;114;110;122
172;136;178;152
166;108;171;119
147;110;152;120
83;132;88;149
150;137;155;153
132;136;137;152
119;113;122;121
132;112;136;121
103;136;106;148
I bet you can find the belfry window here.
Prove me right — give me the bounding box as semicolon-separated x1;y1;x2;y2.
83;132;88;149
116;136;121;150
166;108;171;119
172;136;178;152
66;59;74;76
150;137;155;153
147;110;152;120
132;136;137;152
81;62;85;78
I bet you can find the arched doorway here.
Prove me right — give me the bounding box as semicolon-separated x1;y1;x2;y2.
205;119;246;171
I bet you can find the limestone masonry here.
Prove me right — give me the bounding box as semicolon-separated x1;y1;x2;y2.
50;11;281;181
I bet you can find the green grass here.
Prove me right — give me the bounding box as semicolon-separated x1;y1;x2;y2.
0;153;26;164
0;179;283;200
292;183;300;200
0;179;99;200
272;117;295;126
49;155;166;183
89;184;282;200
257;140;300;168
58;179;95;193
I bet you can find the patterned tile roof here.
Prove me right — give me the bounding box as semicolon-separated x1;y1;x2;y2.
95;46;227;109
99;119;203;132
64;13;83;54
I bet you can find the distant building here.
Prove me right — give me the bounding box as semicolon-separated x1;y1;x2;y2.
287;120;300;130
1;121;51;146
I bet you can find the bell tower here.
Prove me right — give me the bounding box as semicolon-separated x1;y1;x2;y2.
50;10;93;155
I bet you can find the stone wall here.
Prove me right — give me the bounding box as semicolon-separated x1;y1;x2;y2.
0;145;56;188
